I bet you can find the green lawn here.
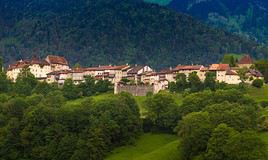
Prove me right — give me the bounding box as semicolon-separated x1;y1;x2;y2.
247;85;268;102
105;133;180;160
259;132;268;152
105;132;268;160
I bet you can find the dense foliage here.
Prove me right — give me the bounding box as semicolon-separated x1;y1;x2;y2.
0;0;268;69
145;92;180;132
177;89;267;160
145;0;268;45
0;87;141;160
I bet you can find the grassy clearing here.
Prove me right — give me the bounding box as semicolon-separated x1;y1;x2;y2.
259;132;268;152
105;133;180;160
247;85;268;102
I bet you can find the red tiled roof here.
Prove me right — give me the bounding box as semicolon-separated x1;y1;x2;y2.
173;65;203;71
238;55;253;64
209;64;230;71
46;55;68;65
8;56;51;70
30;57;50;65
8;60;30;70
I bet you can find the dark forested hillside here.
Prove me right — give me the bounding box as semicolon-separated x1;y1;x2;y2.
145;0;268;45
0;0;268;69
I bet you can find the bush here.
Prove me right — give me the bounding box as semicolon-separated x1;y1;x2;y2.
145;92;180;132
0;94;9;103
252;79;264;88
260;101;268;108
258;116;268;131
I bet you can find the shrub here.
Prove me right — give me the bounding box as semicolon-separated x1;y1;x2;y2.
260;101;268;108
252;79;264;88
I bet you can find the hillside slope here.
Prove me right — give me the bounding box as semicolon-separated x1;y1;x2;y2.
105;133;180;160
145;0;268;44
0;0;267;68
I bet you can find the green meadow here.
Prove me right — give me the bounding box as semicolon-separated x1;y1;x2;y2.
247;85;268;102
105;133;180;160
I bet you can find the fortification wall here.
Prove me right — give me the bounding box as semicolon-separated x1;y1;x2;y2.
115;84;154;96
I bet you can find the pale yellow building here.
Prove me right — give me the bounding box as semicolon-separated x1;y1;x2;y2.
7;57;52;82
173;65;205;80
7;60;29;82
209;64;230;83
224;70;241;84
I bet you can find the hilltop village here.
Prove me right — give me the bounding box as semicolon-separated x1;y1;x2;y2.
6;55;263;94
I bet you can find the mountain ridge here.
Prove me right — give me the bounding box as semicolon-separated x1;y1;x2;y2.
0;0;267;69
144;0;268;44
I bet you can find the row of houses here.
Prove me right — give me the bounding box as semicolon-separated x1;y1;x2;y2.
6;55;154;85
6;55;264;93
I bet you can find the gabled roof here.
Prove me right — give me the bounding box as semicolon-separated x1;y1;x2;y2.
173;65;203;71
128;66;145;74
8;57;49;71
8;60;29;70
30;56;49;65
238;55;253;64
46;55;68;65
248;69;263;77
226;70;238;75
209;64;230;71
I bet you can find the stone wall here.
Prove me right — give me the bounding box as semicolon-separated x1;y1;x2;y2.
115;84;154;96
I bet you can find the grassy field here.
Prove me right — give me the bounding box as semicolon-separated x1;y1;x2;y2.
105;132;268;160
247;85;268;102
105;133;180;160
259;132;268;152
